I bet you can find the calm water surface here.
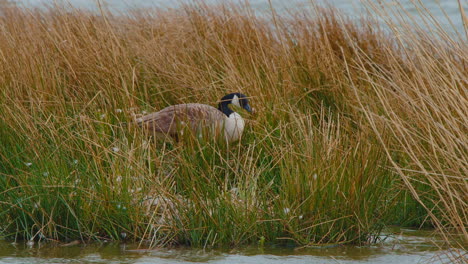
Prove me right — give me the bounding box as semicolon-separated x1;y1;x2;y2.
14;0;467;35
17;0;465;12
0;228;463;264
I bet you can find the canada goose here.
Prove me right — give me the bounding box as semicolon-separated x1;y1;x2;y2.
136;93;252;143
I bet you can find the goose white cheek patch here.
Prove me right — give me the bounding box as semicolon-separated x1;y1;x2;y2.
231;95;240;107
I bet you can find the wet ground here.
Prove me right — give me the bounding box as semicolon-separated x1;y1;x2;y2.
0;228;464;264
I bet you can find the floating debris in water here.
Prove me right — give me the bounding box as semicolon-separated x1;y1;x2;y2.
60;240;80;247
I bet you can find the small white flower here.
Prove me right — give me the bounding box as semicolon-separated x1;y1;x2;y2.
115;109;123;113
116;204;121;209
42;172;49;177
100;113;106;119
299;215;303;220
122;206;127;211
313;173;317;180
111;147;120;153
25;162;32;167
73;160;79;164
116;176;122;182
283;208;290;214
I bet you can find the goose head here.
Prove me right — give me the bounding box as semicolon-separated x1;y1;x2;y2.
217;93;252;117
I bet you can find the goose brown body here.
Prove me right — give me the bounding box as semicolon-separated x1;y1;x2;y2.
136;93;251;143
137;103;227;138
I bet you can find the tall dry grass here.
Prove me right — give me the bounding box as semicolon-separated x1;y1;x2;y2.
0;0;465;257
347;10;468;264
348;0;467;248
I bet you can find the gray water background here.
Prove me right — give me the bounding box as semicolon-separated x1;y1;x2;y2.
15;0;468;35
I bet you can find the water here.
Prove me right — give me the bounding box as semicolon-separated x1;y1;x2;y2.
0;228;463;264
15;0;468;34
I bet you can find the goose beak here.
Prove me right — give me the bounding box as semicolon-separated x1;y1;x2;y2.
244;104;252;113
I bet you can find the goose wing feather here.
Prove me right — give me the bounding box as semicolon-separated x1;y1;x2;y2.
137;103;226;135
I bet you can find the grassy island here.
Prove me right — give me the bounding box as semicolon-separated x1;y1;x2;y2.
0;1;466;257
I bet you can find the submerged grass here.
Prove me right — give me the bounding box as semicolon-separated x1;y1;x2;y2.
0;0;466;256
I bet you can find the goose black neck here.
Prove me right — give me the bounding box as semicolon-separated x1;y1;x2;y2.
218;102;233;117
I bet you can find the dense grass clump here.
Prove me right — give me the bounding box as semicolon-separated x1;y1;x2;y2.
0;0;466;255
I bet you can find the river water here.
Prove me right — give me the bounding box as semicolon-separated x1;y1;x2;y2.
0;228;464;264
16;0;468;34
